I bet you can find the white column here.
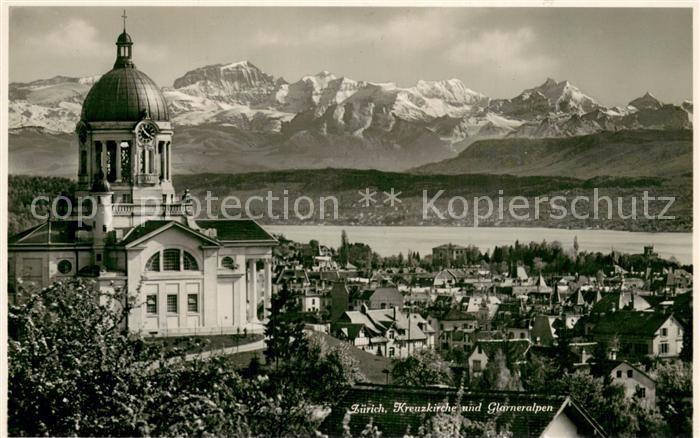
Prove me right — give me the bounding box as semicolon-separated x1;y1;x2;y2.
264;259;272;318
249;259;259;323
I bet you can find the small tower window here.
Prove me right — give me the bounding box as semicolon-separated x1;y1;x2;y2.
221;256;236;269
140;148;146;174
95;141;103;176
158;141;165;180
79;150;88;176
106;141;117;182
120;142;131;183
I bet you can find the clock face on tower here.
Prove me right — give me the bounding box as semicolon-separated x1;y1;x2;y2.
136;122;157;145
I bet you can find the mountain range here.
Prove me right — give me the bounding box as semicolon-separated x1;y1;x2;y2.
8;61;693;174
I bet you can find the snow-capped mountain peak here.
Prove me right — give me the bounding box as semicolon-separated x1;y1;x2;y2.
8;63;692;155
172;60;278;106
414;79;488;107
489;77;599;119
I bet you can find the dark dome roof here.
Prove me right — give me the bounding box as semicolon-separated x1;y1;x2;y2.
117;31;132;44
81;68;169;122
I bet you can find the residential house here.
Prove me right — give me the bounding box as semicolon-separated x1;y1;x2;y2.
467;339;531;380
368;286;404;310
302;289;328;313
432;243;469;268
591;360;656;410
333;305;433;358
589;311;684;359
428;308;478;352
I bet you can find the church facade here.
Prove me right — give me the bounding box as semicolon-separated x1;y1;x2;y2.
8;27;277;336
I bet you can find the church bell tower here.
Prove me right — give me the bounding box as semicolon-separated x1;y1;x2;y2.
76;11;175;213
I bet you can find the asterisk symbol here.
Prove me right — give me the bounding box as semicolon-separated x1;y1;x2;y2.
358;188;377;207
383;188;402;207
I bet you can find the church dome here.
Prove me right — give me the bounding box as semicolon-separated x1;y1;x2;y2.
116;31;132;44
80;29;169;123
81;68;169;122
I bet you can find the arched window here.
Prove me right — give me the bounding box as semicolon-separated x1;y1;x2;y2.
183;251;198;271
146;249;199;272
221;256;236;269
163;249;181;271
145;252;160;271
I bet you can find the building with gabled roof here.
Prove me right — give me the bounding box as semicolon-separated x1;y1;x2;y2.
588;311;684;359
8;27;277;337
467;338;532;379
590;360;657;409
333;305;434;357
590;291;651;315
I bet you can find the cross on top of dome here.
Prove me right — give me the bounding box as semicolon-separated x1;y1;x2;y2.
80;11;170;123
114;10;134;69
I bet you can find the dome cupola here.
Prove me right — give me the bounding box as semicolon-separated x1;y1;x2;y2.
80;12;169;123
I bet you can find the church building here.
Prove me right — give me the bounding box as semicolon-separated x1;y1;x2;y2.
8;23;277;336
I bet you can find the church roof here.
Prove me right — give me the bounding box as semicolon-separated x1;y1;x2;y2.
118;220;178;246
9;220;91;246
117;31;133;44
196;219;276;243
116;219;276;247
81;30;169;123
81;67;169;122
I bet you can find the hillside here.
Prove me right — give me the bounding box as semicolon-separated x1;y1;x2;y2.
8;171;692;233
173;169;691;231
413;130;692;179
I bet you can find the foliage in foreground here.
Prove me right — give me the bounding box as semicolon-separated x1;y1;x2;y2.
8;279;359;436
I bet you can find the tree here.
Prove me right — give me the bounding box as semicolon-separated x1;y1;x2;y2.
552;323;575;374
533;257;545;274
309;239;320;253
9;280;243;435
8;279;328;436
655;361;692;436
478;350;522;391
339;229;350;266
391;349;453;387
300;334;366;404
519;354;552;393
553;370;642;436
264;283;307;370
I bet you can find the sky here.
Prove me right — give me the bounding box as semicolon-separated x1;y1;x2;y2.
8;6;693;106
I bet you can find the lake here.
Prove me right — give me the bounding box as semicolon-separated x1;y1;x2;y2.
266;225;694;265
